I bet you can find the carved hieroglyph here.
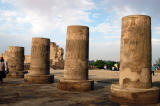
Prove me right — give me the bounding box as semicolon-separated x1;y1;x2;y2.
29;38;50;75
110;15;159;105
50;42;64;69
24;37;54;83
4;46;25;78
7;46;24;72
120;15;151;89
64;25;89;80
57;25;94;91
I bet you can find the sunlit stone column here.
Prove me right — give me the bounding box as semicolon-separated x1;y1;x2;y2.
24;37;54;83
57;25;94;91
7;46;25;78
110;15;159;105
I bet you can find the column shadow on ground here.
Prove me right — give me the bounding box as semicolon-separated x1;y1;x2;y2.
94;78;119;90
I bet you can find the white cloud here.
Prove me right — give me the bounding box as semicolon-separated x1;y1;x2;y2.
1;0;160;62
152;39;160;63
101;0;160;18
0;0;96;55
0;10;17;22
92;13;99;18
152;38;160;44
155;27;160;34
91;23;112;34
3;0;95;34
0;9;30;34
113;6;142;18
104;35;120;39
89;41;120;61
90;21;121;38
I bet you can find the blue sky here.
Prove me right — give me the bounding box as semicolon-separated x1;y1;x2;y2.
0;0;160;63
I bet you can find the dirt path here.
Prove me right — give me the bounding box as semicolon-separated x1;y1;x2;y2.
0;69;160;106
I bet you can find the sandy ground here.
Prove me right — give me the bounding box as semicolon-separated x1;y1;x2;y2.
0;69;160;106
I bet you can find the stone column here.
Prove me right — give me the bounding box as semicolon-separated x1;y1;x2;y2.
57;25;94;91
24;37;54;83
7;46;25;78
110;15;159;105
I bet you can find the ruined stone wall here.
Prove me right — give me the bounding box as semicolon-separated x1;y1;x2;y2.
50;42;64;69
2;50;10;61
24;55;31;63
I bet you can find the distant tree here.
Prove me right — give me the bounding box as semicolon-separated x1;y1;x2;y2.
89;60;116;70
105;61;116;70
93;60;106;69
88;60;95;66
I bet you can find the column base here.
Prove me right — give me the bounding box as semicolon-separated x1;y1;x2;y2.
6;71;24;78
109;84;160;105
24;74;54;84
57;79;94;92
